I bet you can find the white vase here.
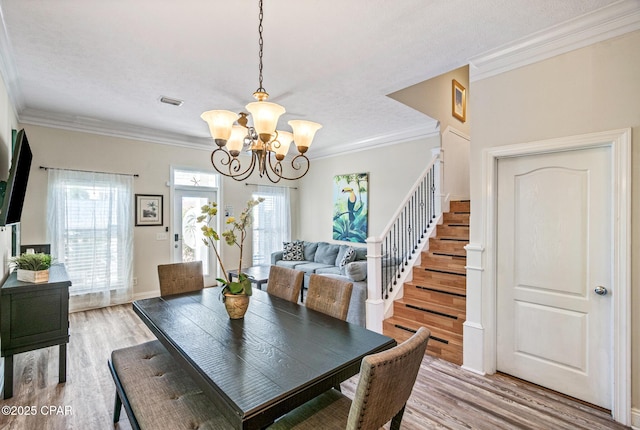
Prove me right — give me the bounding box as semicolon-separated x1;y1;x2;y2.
17;269;50;283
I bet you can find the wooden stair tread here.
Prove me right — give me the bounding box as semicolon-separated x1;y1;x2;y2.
405;281;466;298
422;252;466;265
436;225;469;237
384;316;463;345
415;264;466;276
442;212;470;226
411;269;467;289
428;238;467;256
395;297;465;319
448;200;470;213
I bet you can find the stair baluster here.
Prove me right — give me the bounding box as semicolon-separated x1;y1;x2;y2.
366;148;442;333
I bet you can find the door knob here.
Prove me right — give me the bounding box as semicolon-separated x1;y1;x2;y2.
594;286;608;296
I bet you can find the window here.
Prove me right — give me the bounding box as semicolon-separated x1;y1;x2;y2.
252;185;291;265
47;169;134;311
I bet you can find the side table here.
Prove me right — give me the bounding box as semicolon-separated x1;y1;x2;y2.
227;265;271;290
1;264;71;399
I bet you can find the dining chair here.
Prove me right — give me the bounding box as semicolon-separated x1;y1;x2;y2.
266;265;304;303
268;327;430;430
157;261;204;297
305;274;353;321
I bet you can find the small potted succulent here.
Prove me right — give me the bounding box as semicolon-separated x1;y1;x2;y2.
10;252;53;283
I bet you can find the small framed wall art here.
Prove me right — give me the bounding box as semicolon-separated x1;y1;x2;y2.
452;79;466;122
135;194;163;226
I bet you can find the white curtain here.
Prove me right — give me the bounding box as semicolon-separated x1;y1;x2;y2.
252;185;291;265
47;169;134;312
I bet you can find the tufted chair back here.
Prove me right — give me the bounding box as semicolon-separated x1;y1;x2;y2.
346;327;430;429
157;261;204;297
266;265;304;303
306;274;353;321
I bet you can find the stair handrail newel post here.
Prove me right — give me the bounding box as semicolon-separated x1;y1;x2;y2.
365;148;443;331
365;237;384;333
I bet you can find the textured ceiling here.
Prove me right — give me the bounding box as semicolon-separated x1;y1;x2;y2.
0;0;620;156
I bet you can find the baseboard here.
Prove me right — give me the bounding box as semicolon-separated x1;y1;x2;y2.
132;290;159;301
631;407;640;429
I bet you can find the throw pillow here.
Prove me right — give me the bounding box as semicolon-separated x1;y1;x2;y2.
345;261;367;282
314;243;341;265
282;241;304;261
339;246;356;268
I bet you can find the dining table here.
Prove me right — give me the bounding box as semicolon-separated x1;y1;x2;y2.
133;286;396;430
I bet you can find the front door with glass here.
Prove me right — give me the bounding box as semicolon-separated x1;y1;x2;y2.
173;188;218;285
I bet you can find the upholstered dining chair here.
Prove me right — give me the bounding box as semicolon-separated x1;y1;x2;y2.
157;261;204;297
266;265;304;303
268;327;430;430
305;274;353;321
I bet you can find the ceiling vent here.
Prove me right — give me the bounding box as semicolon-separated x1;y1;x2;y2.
160;96;184;106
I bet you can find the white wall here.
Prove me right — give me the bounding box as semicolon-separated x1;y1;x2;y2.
18;125;279;298
389;65;470;137
298;135;440;242
470;30;640;414
388;66;471;203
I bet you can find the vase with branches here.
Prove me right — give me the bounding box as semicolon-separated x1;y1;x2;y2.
198;197;264;298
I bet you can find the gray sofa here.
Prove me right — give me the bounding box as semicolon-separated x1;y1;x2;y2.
271;241;368;326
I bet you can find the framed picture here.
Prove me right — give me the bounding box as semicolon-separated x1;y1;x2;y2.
135;194;163;226
332;172;368;243
452;79;466;122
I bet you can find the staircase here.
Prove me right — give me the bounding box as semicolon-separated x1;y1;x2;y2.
383;200;469;365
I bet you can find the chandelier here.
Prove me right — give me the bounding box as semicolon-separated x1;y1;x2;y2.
201;0;322;183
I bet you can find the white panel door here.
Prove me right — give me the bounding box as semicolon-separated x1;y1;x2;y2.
496;146;611;408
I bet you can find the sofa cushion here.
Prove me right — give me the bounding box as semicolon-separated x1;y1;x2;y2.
275;260;308;269
316;266;342;276
354;247;367;261
337;246;356;268
283;241;304;261
314;243;340;265
303;241;319;261
345;261;367;282
294;262;335;275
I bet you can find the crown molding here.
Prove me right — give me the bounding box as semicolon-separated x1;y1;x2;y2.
20;107;440;160
19;108;213;151
309;119;440;160
469;0;640;82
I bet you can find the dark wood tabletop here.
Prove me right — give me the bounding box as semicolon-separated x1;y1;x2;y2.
133;287;395;429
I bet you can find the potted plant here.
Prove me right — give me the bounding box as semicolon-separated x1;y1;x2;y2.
10;252;53;283
198;197;264;319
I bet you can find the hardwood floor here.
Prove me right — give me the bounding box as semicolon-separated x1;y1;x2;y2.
0;304;628;430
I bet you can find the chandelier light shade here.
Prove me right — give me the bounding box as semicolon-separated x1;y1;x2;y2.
226;126;247;157
288;120;323;154
273;131;293;160
245;101;286;143
201;0;321;183
200;110;238;146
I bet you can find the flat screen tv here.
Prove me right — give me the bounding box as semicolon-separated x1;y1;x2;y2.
0;129;32;226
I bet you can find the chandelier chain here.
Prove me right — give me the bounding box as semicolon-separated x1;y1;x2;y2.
256;0;265;93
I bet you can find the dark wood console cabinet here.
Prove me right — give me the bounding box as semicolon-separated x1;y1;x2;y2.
1;264;71;399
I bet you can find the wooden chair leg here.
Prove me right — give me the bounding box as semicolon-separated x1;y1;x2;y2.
390;404;406;430
113;392;122;423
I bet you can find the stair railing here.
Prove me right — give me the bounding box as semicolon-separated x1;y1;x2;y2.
365;148;443;332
